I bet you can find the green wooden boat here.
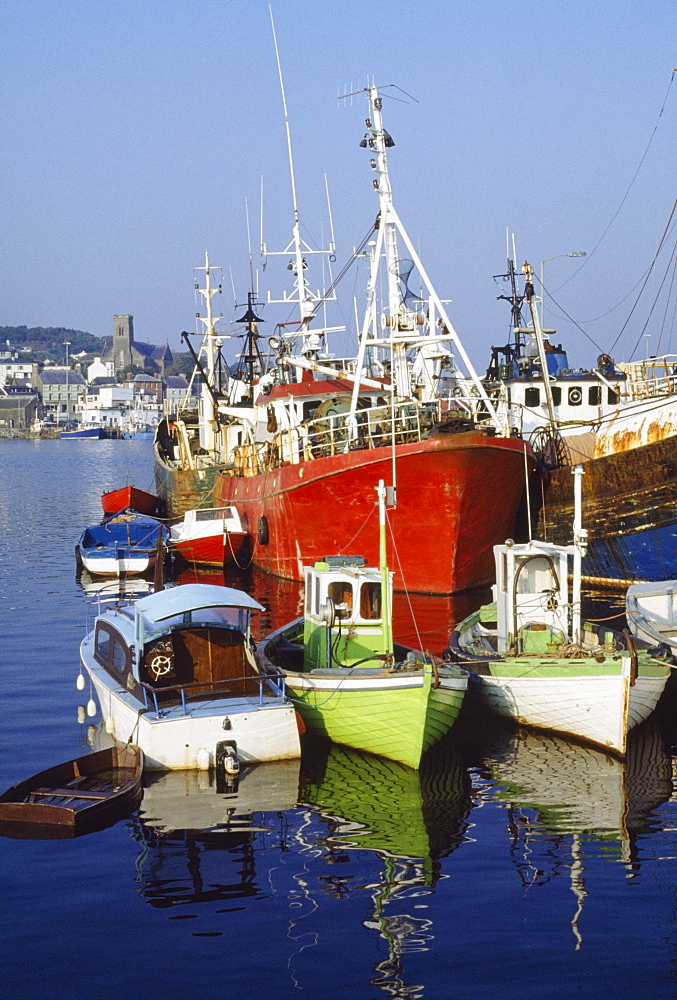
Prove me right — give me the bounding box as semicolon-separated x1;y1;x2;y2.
256;483;468;769
449;466;672;756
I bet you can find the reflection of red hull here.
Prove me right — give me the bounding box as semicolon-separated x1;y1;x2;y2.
101;486;161;517
172;532;247;567
215;432;532;594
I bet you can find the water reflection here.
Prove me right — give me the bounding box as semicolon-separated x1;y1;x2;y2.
130;760;301;926
120;725;472;996
475;722;673;949
298;739;472;998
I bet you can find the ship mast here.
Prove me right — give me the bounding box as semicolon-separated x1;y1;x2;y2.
193;251;224;454
349;85;508;432
263;13;342;362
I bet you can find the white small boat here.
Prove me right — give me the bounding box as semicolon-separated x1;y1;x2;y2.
169;506;247;567
79;583;301;770
626;580;677;656
448;467;671;756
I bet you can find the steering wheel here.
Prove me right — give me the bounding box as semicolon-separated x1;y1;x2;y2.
149;653;173;679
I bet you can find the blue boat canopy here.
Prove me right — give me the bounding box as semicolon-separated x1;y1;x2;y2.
135;584;265;624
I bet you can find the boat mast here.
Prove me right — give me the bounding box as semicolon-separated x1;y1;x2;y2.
194;251;224;454
522;262;557;429
264;13;342;361
351;84;508;432
571;464;587;645
377;480;393;654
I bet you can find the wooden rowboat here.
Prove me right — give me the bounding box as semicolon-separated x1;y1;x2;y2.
101;485;163;517
0;745;143;838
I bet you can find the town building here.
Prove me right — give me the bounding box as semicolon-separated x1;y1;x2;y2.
38;368;85;424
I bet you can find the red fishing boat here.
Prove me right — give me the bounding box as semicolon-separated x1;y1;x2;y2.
155;85;533;594
101;485;163;517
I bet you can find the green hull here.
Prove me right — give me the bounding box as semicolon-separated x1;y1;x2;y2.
300;742;471;864
153;446;223;518
286;669;466;769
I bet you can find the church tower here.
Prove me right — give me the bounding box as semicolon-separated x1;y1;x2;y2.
112;315;134;373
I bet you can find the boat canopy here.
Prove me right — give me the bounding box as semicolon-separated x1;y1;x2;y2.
135;584;264;624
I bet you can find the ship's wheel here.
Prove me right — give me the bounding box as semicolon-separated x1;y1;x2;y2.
529;426;570;471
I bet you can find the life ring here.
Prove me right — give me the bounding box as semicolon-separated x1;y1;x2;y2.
568;387;582;405
257;515;269;545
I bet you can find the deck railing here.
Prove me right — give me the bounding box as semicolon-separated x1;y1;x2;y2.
232;399;443;476
140;672;288;715
619;355;677;401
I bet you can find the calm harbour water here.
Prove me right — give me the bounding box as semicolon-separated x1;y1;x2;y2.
1;439;676;1000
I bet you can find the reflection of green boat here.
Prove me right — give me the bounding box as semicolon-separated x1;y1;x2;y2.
484;722;672;845
257;484;469;769
480;722;672;950
300;739;471;867
299;740;471;997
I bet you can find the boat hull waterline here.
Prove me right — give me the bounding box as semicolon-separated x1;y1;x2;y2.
83;663;299;769
258;622;467;769
469;659;669;756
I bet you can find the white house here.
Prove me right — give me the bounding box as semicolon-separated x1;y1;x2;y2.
87;357;115;381
79;384;134;428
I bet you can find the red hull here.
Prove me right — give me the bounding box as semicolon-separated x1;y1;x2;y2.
101;486;161;517
215;431;532;594
172;531;247;568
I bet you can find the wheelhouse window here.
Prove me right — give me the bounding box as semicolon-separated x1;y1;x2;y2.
111;639;127;674
95;627;110;665
359;582;381;620
327;581;354;620
551;387;562;406
588;385;602;405
568;386;583;406
524;387;540;407
608;387;619;404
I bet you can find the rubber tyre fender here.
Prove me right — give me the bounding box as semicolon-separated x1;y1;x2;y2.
257;515;270;545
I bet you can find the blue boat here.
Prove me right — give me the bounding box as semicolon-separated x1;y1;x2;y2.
60;426;104;439
76;513;169;577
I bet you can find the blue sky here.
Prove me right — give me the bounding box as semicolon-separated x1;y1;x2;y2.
2;0;675;371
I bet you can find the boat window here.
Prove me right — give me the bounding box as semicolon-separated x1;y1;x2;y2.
359;582;381;620
588;385;602;406
551;387;561;406
568;387;583;406
95;627;110;665
195;508;228;522
327;581;354;620
303;401;319;421
112;639;127;674
608;387;619;404
516;556;555;593
524;387;540;407
500;553;508;592
314;576;320;616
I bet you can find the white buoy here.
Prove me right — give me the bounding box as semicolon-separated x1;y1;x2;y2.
196;747;211;771
76;673;85;691
105;716;116;736
77;705;86;724
87;698;97;718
